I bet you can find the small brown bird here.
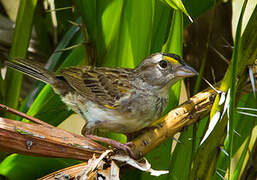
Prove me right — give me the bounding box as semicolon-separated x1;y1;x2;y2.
6;53;197;155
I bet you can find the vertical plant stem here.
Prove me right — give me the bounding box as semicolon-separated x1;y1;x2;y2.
228;0;248;178
4;0;38;119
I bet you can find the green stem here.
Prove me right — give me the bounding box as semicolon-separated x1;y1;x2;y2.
4;0;38;119
228;0;248;178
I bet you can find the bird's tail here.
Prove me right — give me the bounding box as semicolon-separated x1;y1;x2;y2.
5;58;57;85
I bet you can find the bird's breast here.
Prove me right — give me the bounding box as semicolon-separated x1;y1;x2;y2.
61;91;168;133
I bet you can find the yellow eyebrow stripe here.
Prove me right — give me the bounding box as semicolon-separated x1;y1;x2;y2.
163;55;180;64
104;104;117;109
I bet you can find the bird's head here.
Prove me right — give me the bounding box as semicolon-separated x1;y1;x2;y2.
135;53;197;91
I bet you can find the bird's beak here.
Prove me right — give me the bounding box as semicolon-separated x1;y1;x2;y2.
175;64;198;78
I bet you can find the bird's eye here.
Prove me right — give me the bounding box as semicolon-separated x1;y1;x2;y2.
159;60;168;69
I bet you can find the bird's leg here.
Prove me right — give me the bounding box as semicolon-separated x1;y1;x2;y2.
85;134;136;159
82;124;136;158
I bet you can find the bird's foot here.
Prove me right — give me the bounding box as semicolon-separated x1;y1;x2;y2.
86;134;136;159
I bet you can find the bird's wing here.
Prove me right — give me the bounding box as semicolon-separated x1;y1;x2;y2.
59;66;134;108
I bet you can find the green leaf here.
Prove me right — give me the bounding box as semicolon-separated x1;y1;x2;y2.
150;1;172;53
162;0;193;22
214;93;257;180
238;4;257;70
24;85;71;126
168;128;193;180
0;154;79;180
162;10;183;55
231;136;250;180
231;0;257;39
99;0;154;68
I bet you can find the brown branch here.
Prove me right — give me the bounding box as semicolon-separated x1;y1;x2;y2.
38;162;88;180
0;117;106;161
131;88;217;159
